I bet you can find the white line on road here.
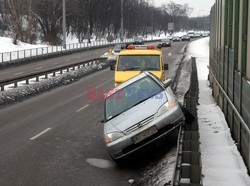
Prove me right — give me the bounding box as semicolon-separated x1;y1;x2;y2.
30;128;52;140
14;72;24;76
35;66;43;70
76;104;89;112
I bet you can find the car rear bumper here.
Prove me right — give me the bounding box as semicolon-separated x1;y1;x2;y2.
161;43;171;47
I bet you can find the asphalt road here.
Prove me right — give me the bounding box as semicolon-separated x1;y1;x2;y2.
0;41;190;185
0;47;111;82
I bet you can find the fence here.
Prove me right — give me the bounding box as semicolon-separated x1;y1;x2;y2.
0;38;133;63
0;58;106;91
209;0;250;172
172;57;203;186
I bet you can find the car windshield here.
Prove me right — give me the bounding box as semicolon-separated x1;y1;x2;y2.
117;55;160;71
105;76;164;121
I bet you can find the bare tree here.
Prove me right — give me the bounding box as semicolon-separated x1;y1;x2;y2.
162;1;193;31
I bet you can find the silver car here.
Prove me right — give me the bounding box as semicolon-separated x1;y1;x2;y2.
104;72;185;162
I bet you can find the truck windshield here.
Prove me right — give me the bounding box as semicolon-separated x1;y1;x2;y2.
117;55;160;71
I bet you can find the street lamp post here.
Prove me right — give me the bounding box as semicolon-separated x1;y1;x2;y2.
62;0;66;49
198;10;204;30
121;0;124;42
151;10;153;40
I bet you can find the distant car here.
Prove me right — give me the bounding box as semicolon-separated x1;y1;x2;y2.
104;72;185;162
166;36;173;41
194;33;201;38
202;32;210;37
187;32;195;38
160;38;171;47
133;36;144;45
172;36;181;42
181;35;190;41
113;44;126;54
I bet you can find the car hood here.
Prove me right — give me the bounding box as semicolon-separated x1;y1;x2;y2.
115;71;162;84
105;92;167;132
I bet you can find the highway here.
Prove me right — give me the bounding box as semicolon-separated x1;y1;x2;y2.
0;41;190;185
0;47;110;82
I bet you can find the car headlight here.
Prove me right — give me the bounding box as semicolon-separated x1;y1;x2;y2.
156;100;175;117
105;132;124;144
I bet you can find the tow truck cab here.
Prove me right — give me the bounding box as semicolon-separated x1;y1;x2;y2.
110;44;168;86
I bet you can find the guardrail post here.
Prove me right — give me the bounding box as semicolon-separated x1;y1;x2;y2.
44;74;48;79
53;72;56;76
67;68;69;72
1;53;3;62
36;76;39;82
1;85;4;91
26;79;29;84
14;82;18;88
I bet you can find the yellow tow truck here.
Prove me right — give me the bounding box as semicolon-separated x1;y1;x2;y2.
110;44;168;86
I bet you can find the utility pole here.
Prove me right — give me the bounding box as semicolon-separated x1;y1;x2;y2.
151;0;154;40
198;10;204;30
151;10;153;40
121;0;124;42
62;0;66;49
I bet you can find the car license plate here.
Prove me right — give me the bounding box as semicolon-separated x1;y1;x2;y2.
132;126;158;144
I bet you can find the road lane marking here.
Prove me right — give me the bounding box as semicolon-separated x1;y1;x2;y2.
14;72;24;76
35;67;43;70
76;104;89;112
66;59;70;62
30;128;52;140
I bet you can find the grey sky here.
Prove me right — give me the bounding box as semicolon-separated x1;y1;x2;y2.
154;0;215;17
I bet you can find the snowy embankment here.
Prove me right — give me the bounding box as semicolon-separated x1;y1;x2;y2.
187;38;250;186
0;32;189;62
0;37;47;53
0;63;107;108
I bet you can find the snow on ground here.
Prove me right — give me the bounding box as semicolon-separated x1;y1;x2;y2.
0;62;107;107
187;37;250;186
0;37;47;53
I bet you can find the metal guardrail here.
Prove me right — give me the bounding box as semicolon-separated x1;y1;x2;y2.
208;66;250;136
0;38;163;64
172;57;203;186
0;57;106;91
0;38;132;63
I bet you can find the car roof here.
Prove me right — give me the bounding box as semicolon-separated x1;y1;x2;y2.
105;72;151;98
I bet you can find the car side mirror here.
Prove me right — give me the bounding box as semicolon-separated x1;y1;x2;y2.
163;79;172;88
110;65;115;71
164;64;168;70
